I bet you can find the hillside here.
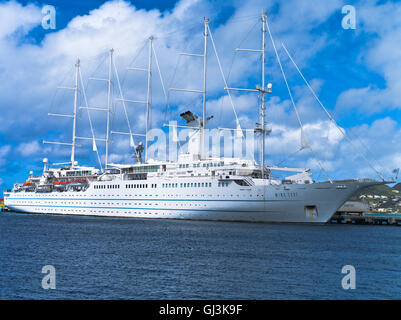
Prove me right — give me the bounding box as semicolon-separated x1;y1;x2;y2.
393;183;401;192
348;183;401;213
350;184;395;200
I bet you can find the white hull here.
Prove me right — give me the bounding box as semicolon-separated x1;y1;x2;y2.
4;180;378;224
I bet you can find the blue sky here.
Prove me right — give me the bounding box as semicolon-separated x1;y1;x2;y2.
1;0;401;190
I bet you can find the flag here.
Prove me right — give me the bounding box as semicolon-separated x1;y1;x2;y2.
92;138;97;152
301;129;309;149
130;135;135;148
172;124;179;142
236;121;244;138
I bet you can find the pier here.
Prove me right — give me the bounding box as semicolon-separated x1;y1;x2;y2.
330;213;401;225
331;201;401;225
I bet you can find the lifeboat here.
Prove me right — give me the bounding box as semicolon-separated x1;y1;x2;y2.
53;179;70;185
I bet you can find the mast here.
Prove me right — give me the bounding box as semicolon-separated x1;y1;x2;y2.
202;18;209;159
168;18;209;159
70;58;80;168
105;48;114;169
261;12;266;179
44;58;83;167
223;12;271;178
145;36;153;163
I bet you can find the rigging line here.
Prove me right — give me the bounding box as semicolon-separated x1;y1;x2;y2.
110;81;117;145
82;52;108;109
152;44;171;119
227;18;260;82
208;25;242;133
265;13;332;183
155;24;202;41
154;14;260;41
217;19;260;128
347;130;386;173
275;147;303;167
282;43;385;182
112;57;139;160
78;68;103;172
165;53;182;122
120;40;148;88
90;51;108;79
49;64;74;114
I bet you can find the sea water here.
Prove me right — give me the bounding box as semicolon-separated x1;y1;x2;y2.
1;211;400;299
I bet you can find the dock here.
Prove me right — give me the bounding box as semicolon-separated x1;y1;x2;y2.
330;201;401;225
330;213;401;225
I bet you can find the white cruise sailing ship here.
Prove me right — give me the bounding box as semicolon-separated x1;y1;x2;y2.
3;13;388;224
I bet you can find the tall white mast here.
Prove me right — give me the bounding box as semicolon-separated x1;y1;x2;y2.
105;48;114;169
168;18;210;159
145;37;153;163
44;58;83;167
223;13;271;178
201;18;209;159
70;58;80;168
261;12;266;179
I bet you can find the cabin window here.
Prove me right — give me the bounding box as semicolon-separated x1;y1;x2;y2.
233;180;249;186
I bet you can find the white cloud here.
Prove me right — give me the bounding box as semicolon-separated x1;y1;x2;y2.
0;0;41;39
0;145;11;167
336;0;401;114
15;140;41;157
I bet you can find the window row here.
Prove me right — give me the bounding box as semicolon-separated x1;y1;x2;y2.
162;182;212;188
94;184;120;189
178;162;225;169
126;184;157;189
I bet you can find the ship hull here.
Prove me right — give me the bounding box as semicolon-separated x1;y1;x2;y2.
3;180;380;224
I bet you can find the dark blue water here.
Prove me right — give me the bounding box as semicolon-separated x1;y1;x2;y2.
1;211;401;299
